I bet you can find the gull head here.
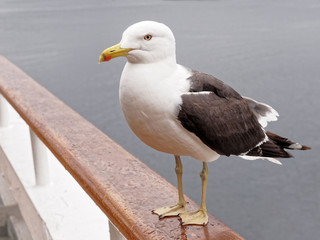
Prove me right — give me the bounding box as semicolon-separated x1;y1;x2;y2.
99;21;176;64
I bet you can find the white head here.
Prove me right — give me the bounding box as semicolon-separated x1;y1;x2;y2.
99;21;176;64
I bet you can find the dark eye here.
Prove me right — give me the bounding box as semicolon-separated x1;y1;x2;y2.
144;34;152;41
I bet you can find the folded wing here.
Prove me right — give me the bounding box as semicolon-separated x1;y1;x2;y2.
178;71;267;156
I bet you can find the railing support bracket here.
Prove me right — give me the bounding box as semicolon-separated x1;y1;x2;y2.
29;129;50;186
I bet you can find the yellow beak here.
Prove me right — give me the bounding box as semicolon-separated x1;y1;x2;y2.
98;43;132;63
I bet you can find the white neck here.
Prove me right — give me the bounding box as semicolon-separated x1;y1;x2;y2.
123;55;177;81
127;52;177;65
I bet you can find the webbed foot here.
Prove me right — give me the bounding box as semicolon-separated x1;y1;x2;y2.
152;202;187;218
179;209;208;226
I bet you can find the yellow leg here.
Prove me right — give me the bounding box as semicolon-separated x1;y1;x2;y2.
152;155;187;218
179;162;209;225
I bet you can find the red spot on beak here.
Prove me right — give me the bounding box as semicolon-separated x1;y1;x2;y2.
105;55;112;61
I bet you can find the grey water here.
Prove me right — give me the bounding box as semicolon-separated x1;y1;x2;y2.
1;0;319;239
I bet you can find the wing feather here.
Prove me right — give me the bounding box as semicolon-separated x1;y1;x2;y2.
243;96;279;127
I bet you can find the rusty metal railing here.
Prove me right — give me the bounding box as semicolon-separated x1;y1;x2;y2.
0;55;244;240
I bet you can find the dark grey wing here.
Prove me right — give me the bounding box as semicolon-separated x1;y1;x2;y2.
177;71;266;156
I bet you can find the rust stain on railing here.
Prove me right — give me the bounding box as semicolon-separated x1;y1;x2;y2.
0;55;245;240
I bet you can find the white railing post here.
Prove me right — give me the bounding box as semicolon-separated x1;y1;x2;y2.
108;221;126;240
0;94;10;127
29;128;50;186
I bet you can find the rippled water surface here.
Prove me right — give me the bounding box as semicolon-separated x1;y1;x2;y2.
1;1;319;239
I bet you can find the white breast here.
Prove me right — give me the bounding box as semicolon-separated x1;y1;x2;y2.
119;62;220;162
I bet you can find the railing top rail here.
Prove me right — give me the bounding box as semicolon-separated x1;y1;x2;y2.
0;56;244;240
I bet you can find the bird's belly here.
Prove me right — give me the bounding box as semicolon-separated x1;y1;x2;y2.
121;89;184;153
130;117;181;152
120;87;219;162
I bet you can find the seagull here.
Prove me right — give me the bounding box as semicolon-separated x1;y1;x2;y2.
99;21;310;226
